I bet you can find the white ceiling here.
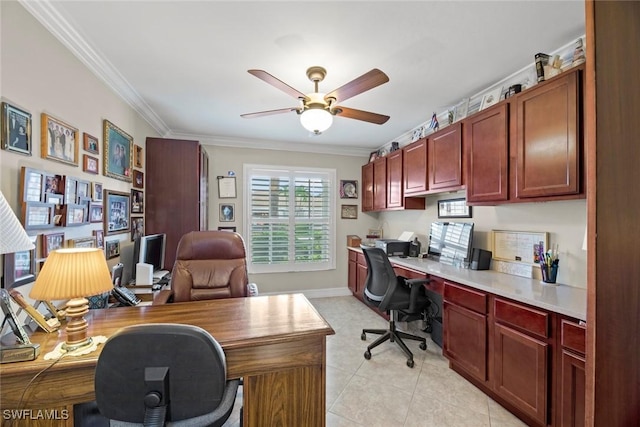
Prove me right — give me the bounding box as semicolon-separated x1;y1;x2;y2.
22;1;585;156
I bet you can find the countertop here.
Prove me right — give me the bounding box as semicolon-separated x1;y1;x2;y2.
348;247;587;321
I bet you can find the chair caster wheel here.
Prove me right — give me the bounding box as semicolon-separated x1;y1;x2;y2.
419;342;427;351
361;333;366;341
364;350;371;360
407;359;414;368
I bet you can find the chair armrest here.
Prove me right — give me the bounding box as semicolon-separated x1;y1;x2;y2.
151;289;174;305
406;278;430;313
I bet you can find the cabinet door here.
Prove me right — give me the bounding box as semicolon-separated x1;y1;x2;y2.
361;163;374;212
348;259;357;294
356;262;368;300
493;323;549;426
515;70;580;198
403;138;428;195
443;301;488;382
373;157;387;211
559;349;586;427
465;104;509;203
386;150;404;208
428;123;463;191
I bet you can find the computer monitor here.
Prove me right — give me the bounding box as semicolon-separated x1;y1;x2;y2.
427;221;474;267
131;233;167;280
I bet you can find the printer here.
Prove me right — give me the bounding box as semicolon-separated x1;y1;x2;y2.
375;239;410;257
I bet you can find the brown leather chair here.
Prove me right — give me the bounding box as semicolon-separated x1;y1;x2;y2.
154;231;248;304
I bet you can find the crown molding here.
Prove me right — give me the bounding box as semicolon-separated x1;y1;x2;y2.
18;0;171;136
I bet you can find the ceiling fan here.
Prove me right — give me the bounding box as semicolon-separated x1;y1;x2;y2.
241;66;390;134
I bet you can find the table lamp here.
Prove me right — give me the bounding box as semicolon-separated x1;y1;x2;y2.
0;191;34;255
30;247;113;359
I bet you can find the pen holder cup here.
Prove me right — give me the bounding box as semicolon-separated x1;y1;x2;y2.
541;264;558;284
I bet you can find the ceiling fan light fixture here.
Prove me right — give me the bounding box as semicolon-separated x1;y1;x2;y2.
300;108;333;135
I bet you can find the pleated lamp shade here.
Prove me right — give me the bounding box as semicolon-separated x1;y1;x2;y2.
30;248;113;301
0;191;34;255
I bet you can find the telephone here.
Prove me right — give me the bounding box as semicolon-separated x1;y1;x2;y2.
111;263;140;306
8;289;60;333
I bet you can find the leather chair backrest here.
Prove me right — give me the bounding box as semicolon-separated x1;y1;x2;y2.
171;231;248;302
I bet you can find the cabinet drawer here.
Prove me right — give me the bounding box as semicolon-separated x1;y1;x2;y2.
561;319;586;355
349;250;357;262
356;252;366;266
443;282;487;314
494;298;550;339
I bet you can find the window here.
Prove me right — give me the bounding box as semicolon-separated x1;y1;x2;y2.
244;164;336;273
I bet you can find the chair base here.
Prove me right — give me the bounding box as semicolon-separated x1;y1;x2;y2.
361;312;427;368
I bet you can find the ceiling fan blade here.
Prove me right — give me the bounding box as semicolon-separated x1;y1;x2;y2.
325;69;389;103
241;107;299;118
334;106;389;124
248;70;308;100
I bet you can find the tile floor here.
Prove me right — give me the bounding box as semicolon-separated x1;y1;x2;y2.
225;295;528;427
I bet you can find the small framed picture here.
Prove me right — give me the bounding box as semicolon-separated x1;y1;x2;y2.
83;154;99;174
42;174;63;199
78;196;92;222
131;189;144;214
64;204;87;227
104;189;130;235
93;229;104;249
42;232;64;257
92;182;103;202
68;237;97;248
83;133;99;154
134;144;143;168
1;102;32;156
217;226;237;232
131;217;144;242
76;180;90;201
341;204;358;219
453;98;470;122
41;113;79;165
21;167;43;202
217;176;236;198
65;176;77;205
89;203;103;223
437;198;472;219
3;235;37;288
480;87;503;111
339;180;358;199
133;170;144;189
220;203;235;222
44;192;64;205
368;151;378;163
22;202;55;230
105;239;121;260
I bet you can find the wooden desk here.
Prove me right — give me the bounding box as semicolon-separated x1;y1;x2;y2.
0;294;334;426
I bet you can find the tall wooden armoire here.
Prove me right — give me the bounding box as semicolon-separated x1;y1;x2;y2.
145;137;208;271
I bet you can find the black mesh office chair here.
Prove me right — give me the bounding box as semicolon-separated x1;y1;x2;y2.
94;323;240;427
360;247;431;368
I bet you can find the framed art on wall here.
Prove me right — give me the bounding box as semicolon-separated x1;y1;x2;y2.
220;203;235;222
339;180;358;199
134;144;143;168
437;198;472;219
2;236;37;289
22;202;55;230
1;102;32;156
217;176;236;198
83;133;99;154
105;239;120;260
92;182;103;202
93;229;104;249
89;203;103;223
131;189;144;214
131;217;144;241
103;119;133;182
83;155;99;174
41;113;79;165
104;189;130;235
42;232;64;257
341;204;358;219
133;170;144;189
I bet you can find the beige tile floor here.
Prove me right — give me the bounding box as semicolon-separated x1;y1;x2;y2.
225;295;528;426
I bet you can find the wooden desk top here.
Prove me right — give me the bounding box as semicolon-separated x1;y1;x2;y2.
1;293;334;382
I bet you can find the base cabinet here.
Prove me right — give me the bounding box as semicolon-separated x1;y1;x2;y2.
557;318;586;427
443;301;488;382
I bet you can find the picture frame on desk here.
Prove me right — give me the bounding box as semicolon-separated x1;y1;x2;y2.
1;102;32;156
41;113;79;165
104;189;130;236
103;119;133;182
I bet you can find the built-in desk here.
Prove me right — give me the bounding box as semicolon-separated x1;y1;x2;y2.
0;294;334;426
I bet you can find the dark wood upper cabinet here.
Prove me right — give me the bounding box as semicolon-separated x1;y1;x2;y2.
428;122;464;192
361;162;374;212
372;156;387;211
403;138;428;195
515;69;581;199
465;103;509;203
386;149;404;208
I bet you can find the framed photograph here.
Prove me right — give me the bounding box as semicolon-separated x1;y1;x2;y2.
131;189;144;214
133;170;144;189
42;232;64;257
220;203;235;222
83;154;99;174
44;192;64;205
480;87;503;111
22;202;55;230
339;180;358;199
341;204;358;219
42;173;63;198
134;144;143;168
83;133;99;154
3;236;37;289
93;229;104;249
1;102;32;156
40;113;78;165
368;151;378;163
65;176;77;205
217;226;237;232
105;239;121;260
89;203;103;223
103;119;133;182
104;189;130;235
217;176;236;198
453;98;470;122
68;237;97;248
437;198;472;219
76;180;90;201
131;217;144;242
92;182;103;202
20;167;43;202
64;204;87;227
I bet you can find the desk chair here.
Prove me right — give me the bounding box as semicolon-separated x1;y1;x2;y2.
360;247;431;368
94;323;240;427
154;231;249;304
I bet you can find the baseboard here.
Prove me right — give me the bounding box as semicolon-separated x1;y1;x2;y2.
259;287;352;299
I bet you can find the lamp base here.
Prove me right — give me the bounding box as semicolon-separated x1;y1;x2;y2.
44;335;107;360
